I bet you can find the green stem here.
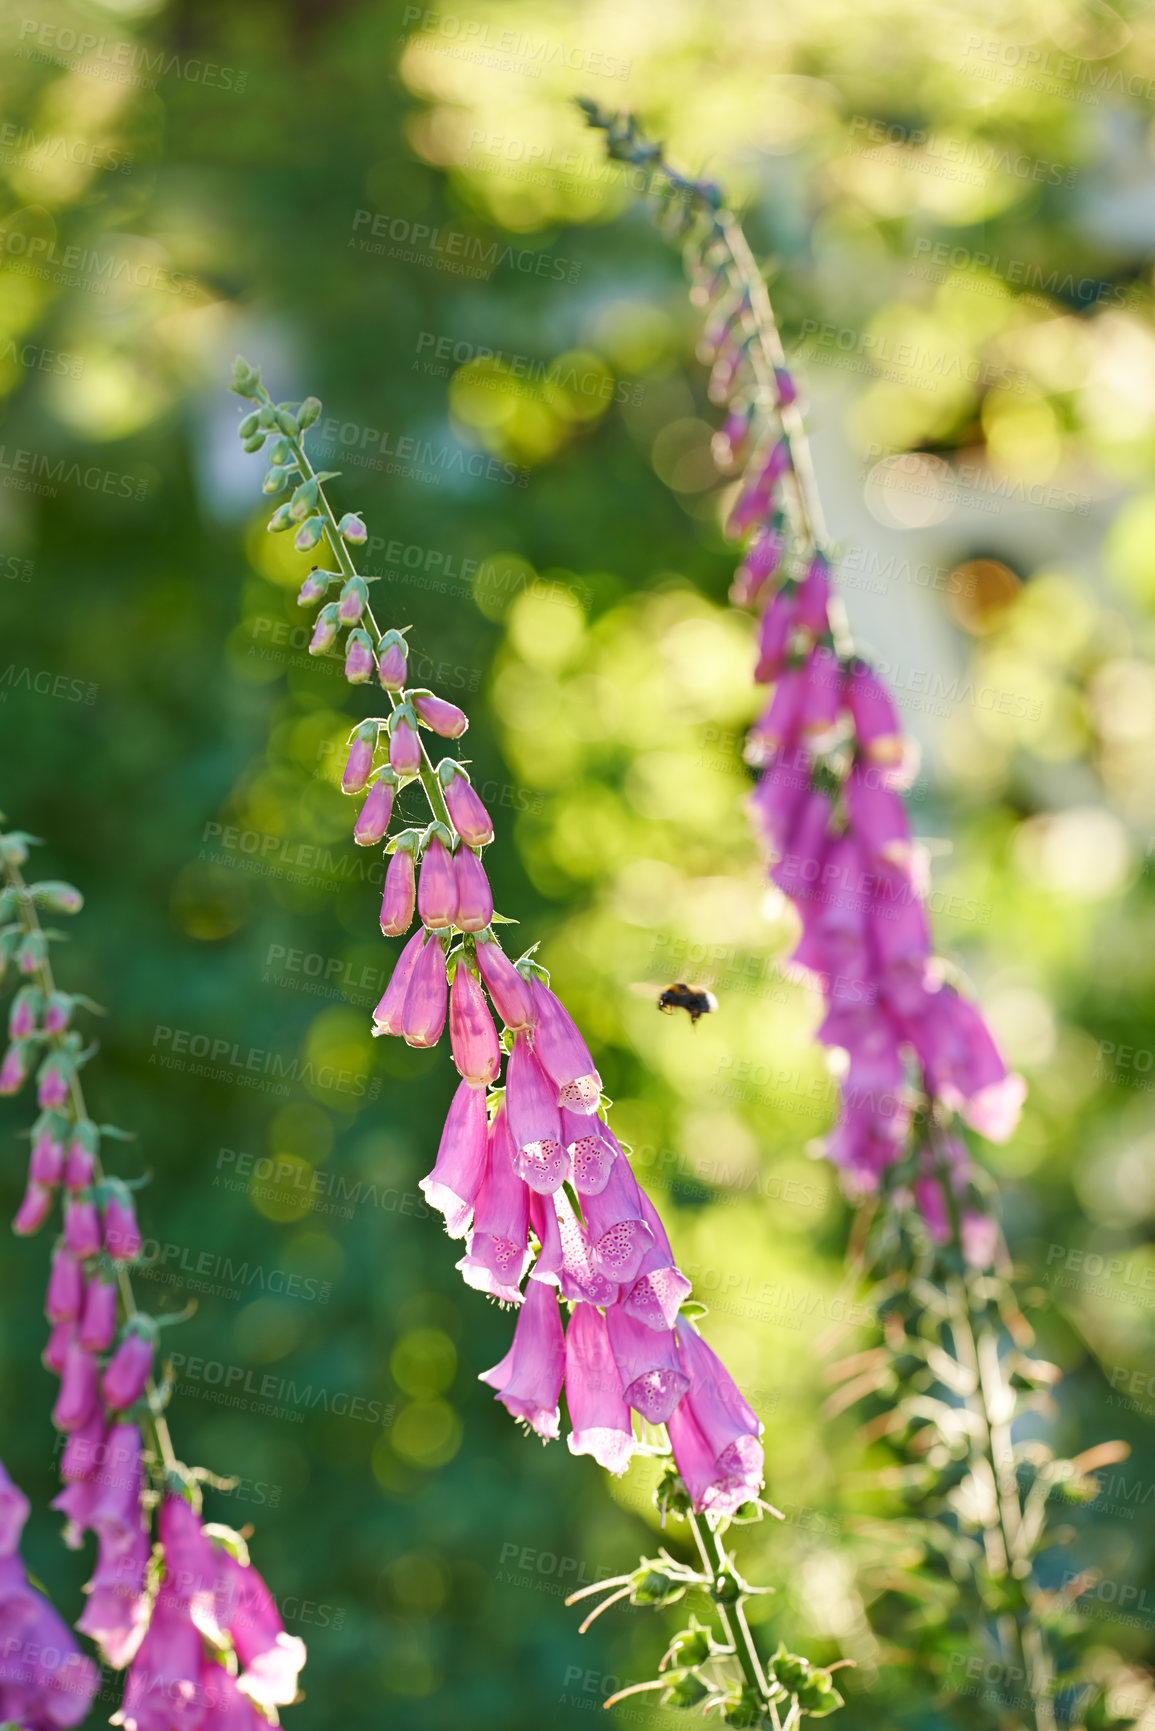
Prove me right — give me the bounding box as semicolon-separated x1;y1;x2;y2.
686;1507;770;1705
2;848;178;1476
253;386;455;836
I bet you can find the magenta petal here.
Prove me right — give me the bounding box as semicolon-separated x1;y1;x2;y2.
401;932;448;1048
449;966;500;1088
605;1307;688;1424
453;848;493;932
564;1302;634;1474
417;836;458;929
420;1081;489;1236
506;1035;569;1194
475;937;536;1032
528;979;601;1113
379;849;416;937
479;1279;563;1438
582;1157;654;1284
564;1109;617;1195
455;1107;531;1304
354;778;395;846
372;928;426;1034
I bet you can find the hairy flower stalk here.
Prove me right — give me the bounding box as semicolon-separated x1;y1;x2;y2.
582;104;1131;1731
0;824;305;1727
230;358;843;1726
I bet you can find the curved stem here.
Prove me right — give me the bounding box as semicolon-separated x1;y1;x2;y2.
2;849;178;1475
686;1508;769;1702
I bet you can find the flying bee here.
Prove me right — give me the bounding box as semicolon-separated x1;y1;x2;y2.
630;981;719;1026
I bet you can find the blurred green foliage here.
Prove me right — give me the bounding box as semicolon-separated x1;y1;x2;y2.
1;0;1154;1726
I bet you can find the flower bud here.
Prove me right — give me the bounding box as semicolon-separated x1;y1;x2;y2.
268;435;294;466
338;512;367;545
37;1054;71;1110
417;835;458;930
102;1188;141;1262
78;1274;118;1351
449;965;501;1088
344;630;375;684
475;935;536;1032
411;691;468;738
337;577;367;626
439;765;493;846
266;503;293;532
354;774;396;847
297;569;329;606
64;1194;102;1260
18;930;48;973
288;478;319;522
9;985;42;1039
43;1321;71;1374
262;465;293;496
453;848;493;932
46;1247;84;1323
102;1327;154;1411
298;395;322;429
401;932;449;1048
13;1179;53;1235
309;603;339;655
388;709;421;777
377;632;408;691
380;847;417;937
43;992;73;1034
372;928;425;1036
0;1040;34;1094
294;515;325;551
54;1339;99;1431
65;1122;98;1190
30;1115;66;1184
342;722;379;794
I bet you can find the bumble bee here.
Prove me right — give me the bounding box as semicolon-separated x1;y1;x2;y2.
630;981;719;1026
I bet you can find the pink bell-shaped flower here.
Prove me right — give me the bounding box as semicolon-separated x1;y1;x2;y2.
453;848;493;932
605;1307;689;1424
401;931;448;1048
449;965;500;1089
527;978;601;1112
505;1034;569;1194
372;928;425;1036
379;845;416;937
479;1278;564;1439
564;1302;635;1474
440;767;493;846
353;774;395;846
475;936;535;1031
102;1326;155;1412
420;1080;490;1237
417;834;458;930
412;691;468;738
455;1107;531;1304
388;708;422;777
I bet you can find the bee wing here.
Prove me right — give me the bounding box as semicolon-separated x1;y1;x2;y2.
628;982;665;1001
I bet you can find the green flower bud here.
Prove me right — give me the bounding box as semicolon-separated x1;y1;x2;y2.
267;435;294;467
298;396;322;429
230;355;261;397
267;504;293;533
768;1647;810;1693
722;1685;764;1728
665;1673;710;1709
238;411;261;438
30;881;83;915
289;478;319;523
630;1567;680;1607
795;1674;842;1717
262;466;294;496
294;516;325;552
275;408;298;436
241;432;267;453
667;1627;711;1667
